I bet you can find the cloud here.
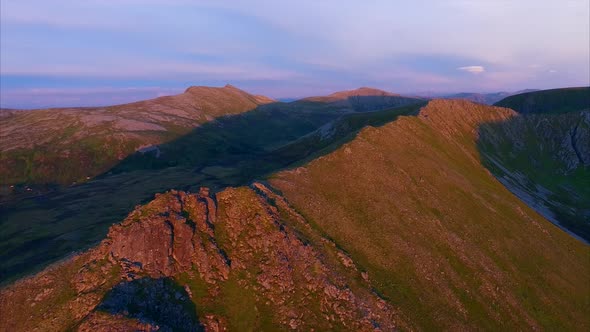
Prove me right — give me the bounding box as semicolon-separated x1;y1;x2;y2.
457;66;485;74
1;0;588;102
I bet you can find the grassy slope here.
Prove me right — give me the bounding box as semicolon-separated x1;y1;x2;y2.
0;103;423;284
0;86;422;188
270;100;590;330
0;85;270;186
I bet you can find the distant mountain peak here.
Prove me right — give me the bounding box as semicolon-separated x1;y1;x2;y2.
301;87;414;104
183;84;274;104
329;87;399;98
183;84;242;94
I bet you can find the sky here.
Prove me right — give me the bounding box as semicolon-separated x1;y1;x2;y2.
1;0;589;108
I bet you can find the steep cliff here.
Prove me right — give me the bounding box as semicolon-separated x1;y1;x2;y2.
482;87;590;241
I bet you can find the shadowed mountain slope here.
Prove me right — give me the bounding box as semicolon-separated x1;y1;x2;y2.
479;87;590;241
478;111;590;241
494;87;590;114
301;87;424;111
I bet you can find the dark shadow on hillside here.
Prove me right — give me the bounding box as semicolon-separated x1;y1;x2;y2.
96;277;204;331
345;95;424;111
493;86;590;114
476;112;590;243
0;100;425;285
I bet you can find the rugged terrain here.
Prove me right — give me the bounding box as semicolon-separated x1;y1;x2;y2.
270;99;590;330
0;186;409;331
1;99;588;331
478;87;590;241
0;88;425;284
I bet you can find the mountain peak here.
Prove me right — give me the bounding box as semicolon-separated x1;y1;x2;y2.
302;87;397;102
183;84;243;94
183;84;274;104
328;87;398;98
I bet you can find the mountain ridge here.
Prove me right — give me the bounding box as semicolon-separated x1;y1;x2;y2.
2;99;588;331
301;87;407;103
0;85;275;185
269;99;589;330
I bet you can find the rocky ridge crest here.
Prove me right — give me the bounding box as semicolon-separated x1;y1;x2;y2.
0;185;406;331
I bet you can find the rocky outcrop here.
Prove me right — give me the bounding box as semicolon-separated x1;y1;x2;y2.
0;185;407;331
569;111;590;167
107;189;229;283
215;186;404;330
479;110;590;172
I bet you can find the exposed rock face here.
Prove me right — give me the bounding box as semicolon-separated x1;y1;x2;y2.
215;186;404;331
558;118;588;170
478;108;590;241
480;110;590;172
108;189;229;282
0;186;406;331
